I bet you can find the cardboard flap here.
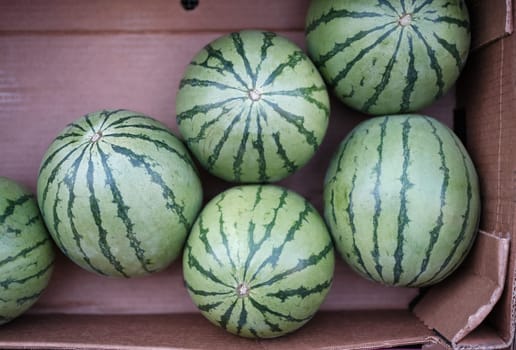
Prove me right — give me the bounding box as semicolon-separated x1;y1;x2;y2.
413;231;510;345
468;0;513;50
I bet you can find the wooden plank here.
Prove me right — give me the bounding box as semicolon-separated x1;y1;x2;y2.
0;31;453;195
468;0;513;50
32;252;419;315
0;30;431;315
0;0;310;33
0;311;433;349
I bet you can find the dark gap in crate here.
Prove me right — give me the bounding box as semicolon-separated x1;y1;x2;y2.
453;108;467;146
408;287;429;311
181;0;199;10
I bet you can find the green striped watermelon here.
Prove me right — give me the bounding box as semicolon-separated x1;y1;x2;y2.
305;0;470;115
323;115;480;287
0;177;54;325
176;30;330;183
37;109;203;278
183;185;335;338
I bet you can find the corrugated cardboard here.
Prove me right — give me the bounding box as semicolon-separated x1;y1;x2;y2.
0;1;514;349
414;231;510;345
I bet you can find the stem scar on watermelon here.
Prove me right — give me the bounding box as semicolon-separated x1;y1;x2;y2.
398;13;412;26
90;131;103;143
236;283;251;298
248;88;262;102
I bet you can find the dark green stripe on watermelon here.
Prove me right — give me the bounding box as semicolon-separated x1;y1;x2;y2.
15;289;47;306
184;243;234;289
180;78;245;92
263;99;319;151
414;0;435;13
205;104;246;172
392;118;413;285
233;105;254;182
65;146;107;276
407;117;449;286
253;105;268;182
86;153;128;278
362;28;404;113
264;85;330;115
97;145;151;274
329;25;398;91
0;194;32;224
0;238;50;269
176;97;245;124
261;51;306;88
39;141;85;208
0;259;54;290
426;125;476;284
401;34;418;112
306;8;384;35
109;144;190;229
346;168;376;281
265;278;333;302
195;44;249;88
271;132;298;175
411;25;445;100
244;188;293;281
249;200;314;284
214;194;238;275
370;117;389;281
231;32;255;86
254;32;276;86
313;21;393;68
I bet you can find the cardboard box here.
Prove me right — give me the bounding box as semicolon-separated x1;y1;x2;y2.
0;0;513;348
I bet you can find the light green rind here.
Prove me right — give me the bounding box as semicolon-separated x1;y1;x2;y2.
306;0;470;115
0;177;55;325
176;30;330;183
37;110;203;277
323;115;480;287
183;185;335;338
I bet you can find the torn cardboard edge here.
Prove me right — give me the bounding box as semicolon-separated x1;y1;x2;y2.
413;231;511;347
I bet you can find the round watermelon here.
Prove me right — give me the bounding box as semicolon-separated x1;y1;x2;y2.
0;177;54;325
305;0;470;115
176;30;330;183
37;109;203;278
323;115;480;287
183;185;335;338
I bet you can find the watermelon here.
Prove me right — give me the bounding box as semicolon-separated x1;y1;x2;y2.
37;109;203;277
183;185;335;338
323;115;480;287
305;0;470;115
176;30;330;183
0;177;54;325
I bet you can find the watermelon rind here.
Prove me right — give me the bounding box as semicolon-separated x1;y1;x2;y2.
305;0;471;115
323;115;480;287
37;109;203;278
183;185;335;338
176;30;330;183
0;177;54;325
